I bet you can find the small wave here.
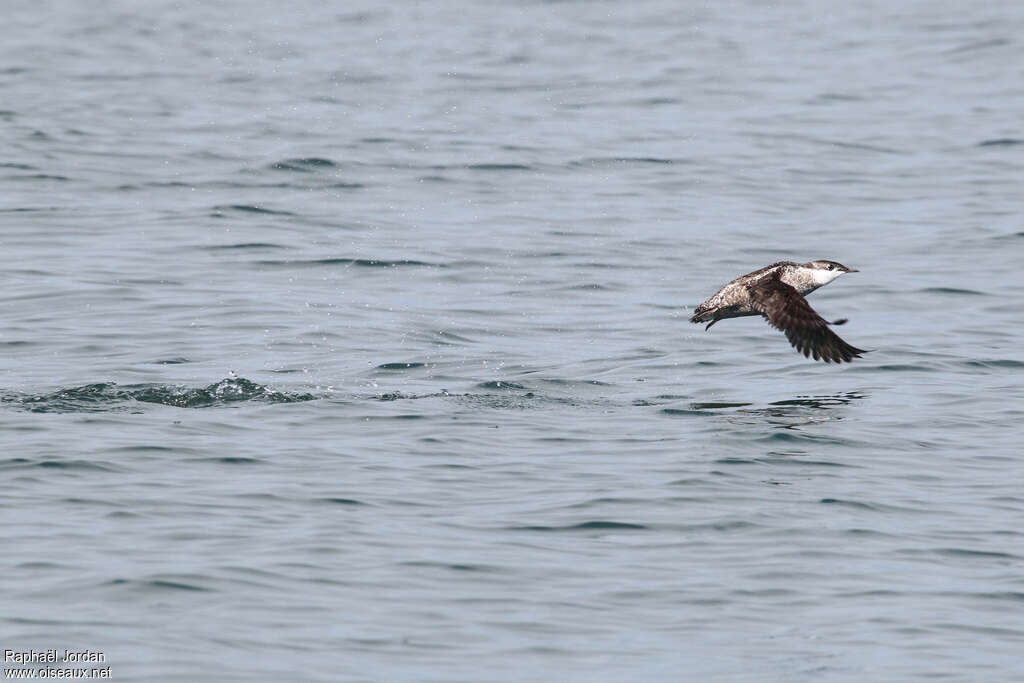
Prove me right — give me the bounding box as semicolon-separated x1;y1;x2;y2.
609;156;675;164
537;378;610;387
861;363;938;372
762;455;855;468
769;393;865;408
400;561;497;572
420;329;474;345
977;138;1023;146
201;456;263;465
4;378;317;413
211;204;296;216
201;243;287;251
0;457;120;472
662;407;716;416
465;163;533;171
255;257;439;268
106;577;211;592
4;383;124;413
818;498;928;514
571;156;675;167
132;378;317;408
269;157;338;171
316;497;370;506
690;401;753;409
507;520;647;532
921;287;988;296
375;391;411;401
961;359;1024;369
475;380;528;390
7;174;71;181
824;139;902;154
566;496;647;509
931;547;1019;559
947;38;1011;55
370;389;591;412
572;520;646;529
758;432;851;446
813;92;863;102
819;498;878;510
375;391;454;402
376;362;427;370
37;459;117;470
555;282;619;291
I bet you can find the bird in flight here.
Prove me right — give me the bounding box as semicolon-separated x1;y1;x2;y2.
690;260;868;363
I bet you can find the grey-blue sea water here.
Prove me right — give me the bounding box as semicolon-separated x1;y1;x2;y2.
3;1;1024;680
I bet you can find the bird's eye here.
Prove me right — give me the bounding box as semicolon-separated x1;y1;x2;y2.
828;264;836;270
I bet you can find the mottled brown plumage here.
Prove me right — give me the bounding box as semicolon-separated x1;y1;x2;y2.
690;260;868;363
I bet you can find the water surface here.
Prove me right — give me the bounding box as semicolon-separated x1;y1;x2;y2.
3;1;1024;681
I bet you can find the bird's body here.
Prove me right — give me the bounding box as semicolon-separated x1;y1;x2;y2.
690;260;867;363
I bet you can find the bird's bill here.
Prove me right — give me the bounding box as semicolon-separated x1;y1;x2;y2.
843;267;859;272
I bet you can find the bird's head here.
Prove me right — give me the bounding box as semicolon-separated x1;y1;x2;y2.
802;260;858;286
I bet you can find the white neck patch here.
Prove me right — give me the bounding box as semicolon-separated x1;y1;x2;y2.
811;268;843;286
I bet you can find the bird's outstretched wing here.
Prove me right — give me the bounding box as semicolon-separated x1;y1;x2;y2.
748;273;867;363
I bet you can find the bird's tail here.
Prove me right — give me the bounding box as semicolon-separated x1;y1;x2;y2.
689;305;712;324
690;306;719;330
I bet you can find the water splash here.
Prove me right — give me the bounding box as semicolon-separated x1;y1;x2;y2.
4;377;318;413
